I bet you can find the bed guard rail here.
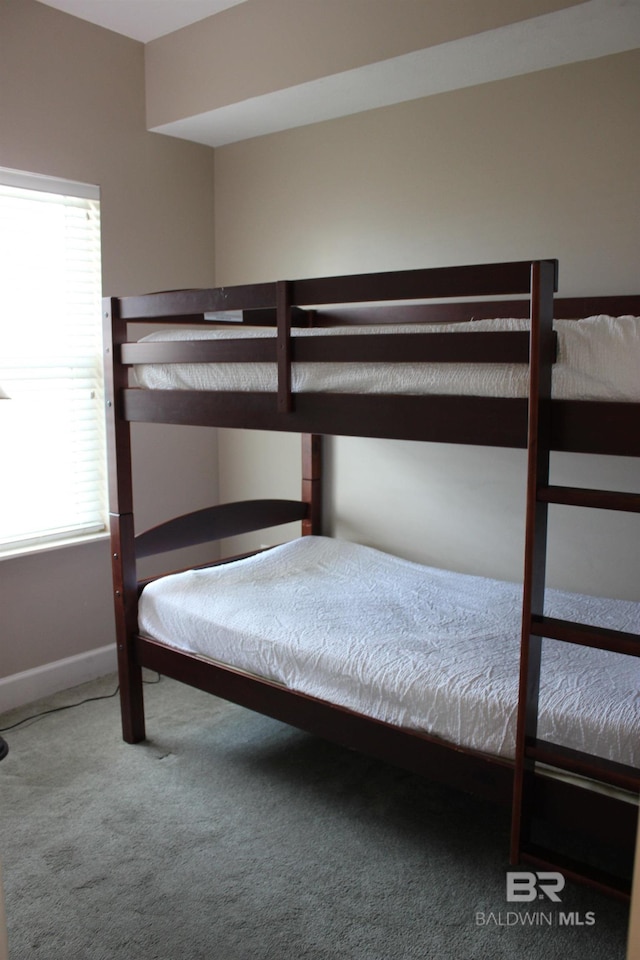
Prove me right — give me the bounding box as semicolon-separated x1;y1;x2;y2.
110;258;559;415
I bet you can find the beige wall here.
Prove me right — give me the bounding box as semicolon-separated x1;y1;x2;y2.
0;0;217;683
214;50;640;601
145;0;581;127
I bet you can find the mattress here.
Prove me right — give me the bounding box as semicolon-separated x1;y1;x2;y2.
133;315;640;401
138;536;640;766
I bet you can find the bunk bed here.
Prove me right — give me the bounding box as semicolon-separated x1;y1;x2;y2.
104;259;640;900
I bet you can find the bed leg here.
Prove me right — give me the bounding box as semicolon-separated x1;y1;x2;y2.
118;656;146;744
111;512;146;743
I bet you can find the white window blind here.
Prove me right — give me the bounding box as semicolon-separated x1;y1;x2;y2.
0;168;107;555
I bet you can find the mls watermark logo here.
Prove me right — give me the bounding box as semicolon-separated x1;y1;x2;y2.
506;870;565;903
474;870;596;927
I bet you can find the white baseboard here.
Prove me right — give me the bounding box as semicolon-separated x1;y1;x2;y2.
0;645;118;714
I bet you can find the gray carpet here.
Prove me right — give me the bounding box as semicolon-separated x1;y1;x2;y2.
0;673;630;959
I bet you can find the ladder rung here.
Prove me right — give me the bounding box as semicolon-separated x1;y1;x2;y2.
520;843;631;901
531;614;640;656
525;738;640;792
538;485;640;512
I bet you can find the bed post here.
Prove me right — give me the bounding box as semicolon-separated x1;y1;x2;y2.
277;280;293;413
103;296;146;743
301;434;322;536
510;261;555;861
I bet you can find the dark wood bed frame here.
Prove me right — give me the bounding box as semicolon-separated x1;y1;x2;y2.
104;260;640;901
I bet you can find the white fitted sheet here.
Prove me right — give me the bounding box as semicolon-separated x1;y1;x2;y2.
138;536;640;765
134;315;640;400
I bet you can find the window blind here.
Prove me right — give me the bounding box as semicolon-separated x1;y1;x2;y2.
0;168;107;554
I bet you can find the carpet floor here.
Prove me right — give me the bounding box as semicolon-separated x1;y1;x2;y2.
0;673;630;959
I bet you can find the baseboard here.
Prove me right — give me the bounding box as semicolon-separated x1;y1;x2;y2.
0;645;118;714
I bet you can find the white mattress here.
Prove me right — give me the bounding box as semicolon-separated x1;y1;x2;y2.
134;315;640;400
138;536;640;766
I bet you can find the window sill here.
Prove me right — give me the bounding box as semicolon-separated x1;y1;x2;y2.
0;531;110;563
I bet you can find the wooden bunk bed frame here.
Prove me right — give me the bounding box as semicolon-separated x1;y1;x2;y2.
104;259;640;900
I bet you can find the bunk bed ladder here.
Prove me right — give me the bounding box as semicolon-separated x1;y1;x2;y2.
510;263;640;900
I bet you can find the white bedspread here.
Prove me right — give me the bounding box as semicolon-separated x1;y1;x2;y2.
138;537;640;765
134;315;640;400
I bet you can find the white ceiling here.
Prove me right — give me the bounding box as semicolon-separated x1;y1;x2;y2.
37;0;248;42
36;0;640;147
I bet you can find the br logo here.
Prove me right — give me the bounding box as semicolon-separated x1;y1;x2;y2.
506;871;565;903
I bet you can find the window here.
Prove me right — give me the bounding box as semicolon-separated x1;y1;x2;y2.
0;168;106;556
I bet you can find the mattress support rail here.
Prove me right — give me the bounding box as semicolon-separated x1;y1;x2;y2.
121;391;640;456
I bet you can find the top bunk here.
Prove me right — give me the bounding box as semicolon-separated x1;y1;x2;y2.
103;259;640;457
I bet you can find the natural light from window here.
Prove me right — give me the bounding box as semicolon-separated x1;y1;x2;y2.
0;168;106;556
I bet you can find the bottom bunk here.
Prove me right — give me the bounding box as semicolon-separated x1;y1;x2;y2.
127;535;639;899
